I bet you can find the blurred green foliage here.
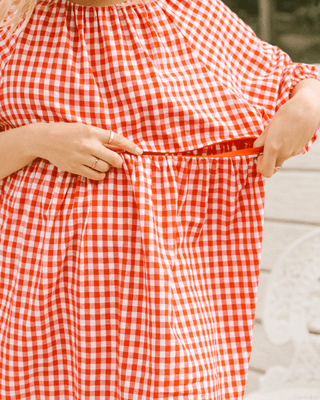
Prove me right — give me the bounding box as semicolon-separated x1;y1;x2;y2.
222;0;257;15
223;0;320;34
222;0;317;15
222;0;320;63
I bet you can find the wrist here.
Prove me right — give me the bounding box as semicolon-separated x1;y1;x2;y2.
24;122;49;158
289;87;320;124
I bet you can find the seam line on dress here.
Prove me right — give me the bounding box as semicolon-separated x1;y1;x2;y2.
139;146;264;158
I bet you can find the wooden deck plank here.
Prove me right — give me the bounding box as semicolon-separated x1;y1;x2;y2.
281;133;320;171
260;221;315;272
245;370;263;395
249;322;294;372
264;171;320;224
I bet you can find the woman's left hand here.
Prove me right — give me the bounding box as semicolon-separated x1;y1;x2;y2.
253;90;320;178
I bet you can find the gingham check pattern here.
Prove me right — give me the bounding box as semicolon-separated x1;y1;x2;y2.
0;0;319;398
0;139;265;400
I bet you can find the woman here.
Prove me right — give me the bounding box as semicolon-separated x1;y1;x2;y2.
0;0;319;398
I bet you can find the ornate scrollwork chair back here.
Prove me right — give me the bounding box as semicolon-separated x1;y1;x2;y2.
244;227;320;400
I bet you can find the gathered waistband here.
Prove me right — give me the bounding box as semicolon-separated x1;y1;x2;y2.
141;146;264;158
116;138;264;158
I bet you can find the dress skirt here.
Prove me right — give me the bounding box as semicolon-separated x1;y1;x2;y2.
0;138;265;399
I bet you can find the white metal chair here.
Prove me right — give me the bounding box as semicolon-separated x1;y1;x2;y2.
244;228;320;400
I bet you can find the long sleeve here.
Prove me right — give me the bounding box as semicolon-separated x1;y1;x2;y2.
216;0;320;153
167;0;320;153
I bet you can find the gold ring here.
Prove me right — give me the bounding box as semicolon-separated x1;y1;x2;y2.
107;131;115;144
91;158;99;169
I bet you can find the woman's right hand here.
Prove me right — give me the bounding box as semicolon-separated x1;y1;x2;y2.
28;122;143;180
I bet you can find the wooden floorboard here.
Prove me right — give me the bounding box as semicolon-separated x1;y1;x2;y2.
260;221;316;272
281;134;320;171
245;370;263;395
249;322;294;373
264;171;320;224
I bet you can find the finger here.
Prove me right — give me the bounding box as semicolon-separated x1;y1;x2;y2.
274;156;285;170
273;164;282;174
80;166;106;181
257;144;279;178
88;157;112;172
109;132;143;155
255;154;262;165
253;129;267;148
103;144;125;152
90;147;124;169
89;126;143;155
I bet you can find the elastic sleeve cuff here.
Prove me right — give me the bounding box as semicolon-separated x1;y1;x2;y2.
277;63;320;109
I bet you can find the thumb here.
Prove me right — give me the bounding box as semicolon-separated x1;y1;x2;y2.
253;129;267;148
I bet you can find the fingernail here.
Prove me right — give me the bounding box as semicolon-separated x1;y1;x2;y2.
135;147;143;155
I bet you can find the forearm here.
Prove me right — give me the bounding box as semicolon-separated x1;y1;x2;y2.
0;123;41;180
289;78;320;125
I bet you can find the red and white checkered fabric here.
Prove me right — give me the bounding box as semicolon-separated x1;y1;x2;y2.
0;139;266;400
0;0;319;398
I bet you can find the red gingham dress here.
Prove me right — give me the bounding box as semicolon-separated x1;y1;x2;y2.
0;0;319;398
